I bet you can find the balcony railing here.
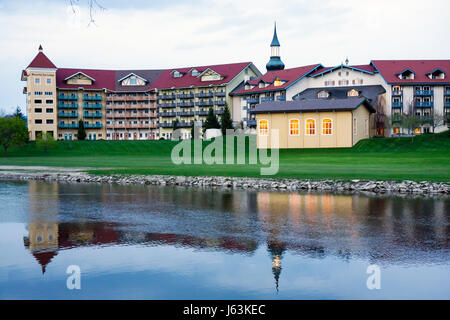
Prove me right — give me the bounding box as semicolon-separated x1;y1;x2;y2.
177;93;195;99
158;123;174;128
58;94;78;100
158;94;176;100
196;111;209;116
58;102;78;109
414;90;434;96
160;103;177;108
83;94;103;101
246;98;259;104
392;102;403;108
445;90;450;96
84;103;103;109
59;123;79;129
195;92;214;98
84;123;103;129
178;102;195;107
415;101;434;108
392;91;403;97
260;97;274;102
214;92;226;97
196;100;214;106
160;112;177;117
178;111;195;116
276;96;286;101
215;108;224;115
84;112;102;118
445;102;450;107
216;100;226;106
58;111;78;118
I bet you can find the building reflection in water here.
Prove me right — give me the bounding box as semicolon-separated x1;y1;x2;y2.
23;181;449;293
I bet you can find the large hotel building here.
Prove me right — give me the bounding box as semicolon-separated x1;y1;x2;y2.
22;26;449;141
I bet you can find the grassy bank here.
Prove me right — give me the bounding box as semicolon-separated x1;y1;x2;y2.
1;132;449;182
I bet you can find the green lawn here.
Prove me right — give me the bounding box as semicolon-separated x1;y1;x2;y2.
1;132;449;182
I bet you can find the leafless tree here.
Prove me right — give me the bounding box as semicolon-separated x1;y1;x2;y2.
401;100;420;142
428;109;445;133
69;0;105;26
372;95;386;136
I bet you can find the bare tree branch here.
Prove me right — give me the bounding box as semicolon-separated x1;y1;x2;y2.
68;0;106;27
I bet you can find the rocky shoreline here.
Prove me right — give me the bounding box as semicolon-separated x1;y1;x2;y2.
0;170;448;196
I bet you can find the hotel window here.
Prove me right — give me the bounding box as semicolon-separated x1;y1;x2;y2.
318;91;329;99
393;127;400;135
364;119;369;135
46;119;53;124
46;78;51;84
289;119;299;136
259;119;269;136
347;89;359;97
46;100;53;104
274;78;282;87
35;119;42;124
305;119;316;135
130;77;137;85
46;108;53;113
322;119;332;135
353;118;357;135
414;128;421;134
35;78;40;84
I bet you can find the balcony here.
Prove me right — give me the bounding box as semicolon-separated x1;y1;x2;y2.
196;100;214;106
445;90;450;96
160;112;177;117
58;102;78;109
247;120;256;127
214;92;226;97
84;123;103;129
392;102;403;108
195;92;214;98
276;96;286;101
59;122;79;129
84;103;103;109
58;111;78;118
196;111;209;116
392;91;403;97
177;93;194;99
445;101;450;107
178;102;195;107
415;101;434;108
84;112;102;118
158;123;175;128
419;116;432;123
215;108;224;115
246;98;259;104
178;111;195;116
160;103;177;108
58;94;78;100
260;97;274;103
414;90;434;96
83;94;103;101
158;94;176;100
178;122;193;128
216;100;226;106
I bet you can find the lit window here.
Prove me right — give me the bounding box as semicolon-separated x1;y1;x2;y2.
348;89;359;97
393;127;400;134
274;78;282;87
414;128;421;134
289;119;299;135
364;119;369;135
353;118;357;135
322;119;332;135
305;119;315;135
259;119;269;136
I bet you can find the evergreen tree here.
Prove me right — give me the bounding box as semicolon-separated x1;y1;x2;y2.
78;120;86;140
204;107;220;132
220;104;233;135
12;106;25;121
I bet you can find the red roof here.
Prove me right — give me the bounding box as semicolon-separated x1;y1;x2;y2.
234;64;321;95
149;62;253;90
27;51;57;69
56;68;116;91
371;60;450;84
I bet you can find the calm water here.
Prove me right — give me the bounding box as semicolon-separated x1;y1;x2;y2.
0;180;449;299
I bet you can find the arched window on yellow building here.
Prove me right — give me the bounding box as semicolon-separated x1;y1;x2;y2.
305;119;316;135
289;119;299;136
322;119;332;135
259;119;269;136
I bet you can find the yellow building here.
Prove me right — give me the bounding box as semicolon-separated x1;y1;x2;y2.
253;97;374;148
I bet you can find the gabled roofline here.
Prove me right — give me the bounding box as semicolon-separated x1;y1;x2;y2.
395;68;416;76
286;64;323;89
197;67;222;78
64;71;96;82
117;72;149;83
310;64;375;78
426;68;446;75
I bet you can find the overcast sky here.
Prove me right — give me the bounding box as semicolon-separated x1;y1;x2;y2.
1;0;449;114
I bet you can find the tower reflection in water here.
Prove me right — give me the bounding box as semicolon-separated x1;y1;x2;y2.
23;181;449;292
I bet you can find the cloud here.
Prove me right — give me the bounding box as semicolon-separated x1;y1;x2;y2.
1;0;449;113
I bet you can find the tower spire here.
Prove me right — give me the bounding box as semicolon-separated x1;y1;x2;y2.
266;22;285;72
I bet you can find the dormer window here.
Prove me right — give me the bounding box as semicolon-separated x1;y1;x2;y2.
274;77;282;87
318;90;329;99
398;69;415;80
191;69;199;76
259;82;265;88
427;68;445;80
348;89;359;97
129;77;137;85
173;71;182;78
